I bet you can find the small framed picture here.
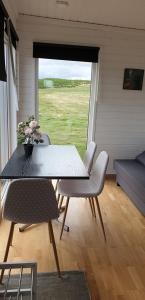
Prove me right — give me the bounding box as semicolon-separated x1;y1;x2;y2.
123;68;144;90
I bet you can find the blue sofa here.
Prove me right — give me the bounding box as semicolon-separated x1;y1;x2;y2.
114;151;145;216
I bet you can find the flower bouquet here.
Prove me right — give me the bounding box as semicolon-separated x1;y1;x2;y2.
17;115;43;157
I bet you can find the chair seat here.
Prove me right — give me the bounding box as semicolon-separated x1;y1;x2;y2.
57;179;97;197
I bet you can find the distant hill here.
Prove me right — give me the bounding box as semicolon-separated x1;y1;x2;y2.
38;78;91;89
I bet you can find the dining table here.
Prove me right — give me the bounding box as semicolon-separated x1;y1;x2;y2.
0;143;89;232
0;144;89;180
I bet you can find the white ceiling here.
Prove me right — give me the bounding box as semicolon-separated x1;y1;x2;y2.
18;0;145;30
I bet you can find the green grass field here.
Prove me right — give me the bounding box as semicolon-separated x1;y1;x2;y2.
39;82;90;157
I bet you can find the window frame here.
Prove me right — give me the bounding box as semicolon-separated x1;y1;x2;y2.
35;58;99;149
0;34;17;201
87;62;100;143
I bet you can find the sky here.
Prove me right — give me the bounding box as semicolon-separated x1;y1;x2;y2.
39;59;92;80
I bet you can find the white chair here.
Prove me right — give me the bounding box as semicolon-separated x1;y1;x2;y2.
57;151;109;240
41;133;51;145
83;141;97;174
0;179;61;283
18;133;52;233
57;141;97;207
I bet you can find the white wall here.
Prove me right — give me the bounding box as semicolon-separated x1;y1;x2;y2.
17;15;145;173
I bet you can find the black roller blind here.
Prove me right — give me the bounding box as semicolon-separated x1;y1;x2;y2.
0;0;19;49
33;42;100;63
0;0;19;82
0;8;6;82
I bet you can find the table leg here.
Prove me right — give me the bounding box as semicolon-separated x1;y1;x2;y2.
19;224;32;232
19;221;69;232
56;219;69;232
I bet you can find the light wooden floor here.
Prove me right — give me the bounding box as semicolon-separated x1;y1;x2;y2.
1;178;145;300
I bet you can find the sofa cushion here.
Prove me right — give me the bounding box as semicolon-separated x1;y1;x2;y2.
136;151;145;166
114;159;145;203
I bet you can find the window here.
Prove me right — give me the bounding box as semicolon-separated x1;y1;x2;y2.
0;42;9;194
0;43;9;172
38;59;93;157
0;37;17;196
34;42;99;158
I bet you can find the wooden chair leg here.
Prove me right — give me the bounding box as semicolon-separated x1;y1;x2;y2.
10;223;15;246
89;198;94;217
59;196;64;210
55;179;59;193
94;197;106;242
0;222;15;283
60;197;70;240
91;197;96;218
48;223;52;243
57;194;60;205
48;221;61;278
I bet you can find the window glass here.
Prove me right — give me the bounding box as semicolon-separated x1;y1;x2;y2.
0;40;17;196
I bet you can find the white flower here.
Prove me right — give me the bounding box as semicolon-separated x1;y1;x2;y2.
18;122;24;127
29;120;38;129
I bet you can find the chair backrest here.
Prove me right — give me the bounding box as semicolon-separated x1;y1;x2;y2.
83;141;97;174
2;179;59;224
91;151;109;195
41;133;51;145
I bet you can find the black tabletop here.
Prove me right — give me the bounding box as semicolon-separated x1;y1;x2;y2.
0;145;89;179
